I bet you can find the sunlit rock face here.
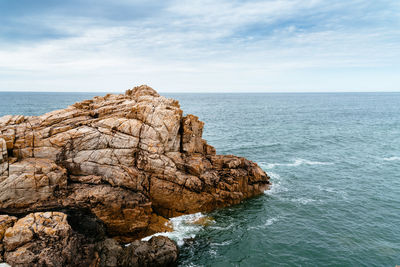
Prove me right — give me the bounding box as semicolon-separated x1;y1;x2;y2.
0;85;270;266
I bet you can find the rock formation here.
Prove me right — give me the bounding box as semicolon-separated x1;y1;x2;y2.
0;85;270;266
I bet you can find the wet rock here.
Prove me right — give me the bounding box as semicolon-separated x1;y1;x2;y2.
191;216;215;226
94;236;178;267
120;236;178;267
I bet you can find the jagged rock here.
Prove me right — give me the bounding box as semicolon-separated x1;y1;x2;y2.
0;212;178;267
0;138;8;177
120;236;178;267
0;216;16;242
0;85;269;266
2;212;95;267
94;236;178;267
62;184;153;241
0;158;67;212
94;238;124;267
0;215;17;262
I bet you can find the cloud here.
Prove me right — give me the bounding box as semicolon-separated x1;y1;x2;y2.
0;0;399;92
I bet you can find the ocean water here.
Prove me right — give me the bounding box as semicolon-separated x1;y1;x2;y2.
1;92;399;266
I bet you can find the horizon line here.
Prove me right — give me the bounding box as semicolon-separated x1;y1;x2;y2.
0;90;400;94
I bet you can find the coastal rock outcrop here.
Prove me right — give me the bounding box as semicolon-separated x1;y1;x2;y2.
0;85;269;266
1;212;177;267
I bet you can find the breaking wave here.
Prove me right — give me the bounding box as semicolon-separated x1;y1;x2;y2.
382;156;400;161
260;158;333;169
264;172;287;196
141;212;212;246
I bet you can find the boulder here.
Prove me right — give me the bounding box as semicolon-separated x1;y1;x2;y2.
1;212;178;267
2;212;94;267
95;236;178;267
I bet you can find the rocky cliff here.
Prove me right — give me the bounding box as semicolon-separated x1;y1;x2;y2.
0;85;270;266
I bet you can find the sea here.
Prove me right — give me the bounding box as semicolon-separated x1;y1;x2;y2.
0;92;399;267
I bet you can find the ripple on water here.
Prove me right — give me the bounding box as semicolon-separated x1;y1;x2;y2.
289;197;317;205
248;217;280;230
317;185;348;200
209;223;234;231
211;240;233;247
5;92;400;266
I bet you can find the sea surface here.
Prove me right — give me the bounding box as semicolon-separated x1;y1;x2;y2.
1;92;399;266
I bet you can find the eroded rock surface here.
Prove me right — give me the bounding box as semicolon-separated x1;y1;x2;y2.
1;212;178;267
0;215;17;262
3;212;94;267
95;236;178;267
0;85;269;266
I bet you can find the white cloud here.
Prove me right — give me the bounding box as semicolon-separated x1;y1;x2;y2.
0;0;399;92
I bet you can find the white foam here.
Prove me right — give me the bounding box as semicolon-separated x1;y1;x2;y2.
290;197;316;204
260;158;333;169
383;156;400;161
317;185;348;199
248;217;279;230
209;249;217;256
317;186;336;193
211;240;233;246
264;217;279;226
264;172;287;195
141;212;211;246
209;223;234;231
268;172;281;180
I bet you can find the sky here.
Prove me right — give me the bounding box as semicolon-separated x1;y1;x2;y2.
0;0;399;92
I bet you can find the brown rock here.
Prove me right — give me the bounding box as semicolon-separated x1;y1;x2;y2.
0;216;17;242
144;214;173;237
0;138;8;178
3;212;94;267
191;216;215;226
0;215;17;262
0;85;270;266
0;212;178;267
0;158;67;212
120;236;178;267
94;236;178;267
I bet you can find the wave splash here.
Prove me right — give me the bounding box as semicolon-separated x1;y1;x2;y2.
248;217;279;230
382;156;400;161
264;172;287;196
142;212;211;246
260;158;333;169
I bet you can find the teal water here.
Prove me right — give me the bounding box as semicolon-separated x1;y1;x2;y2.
1;92;399;266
